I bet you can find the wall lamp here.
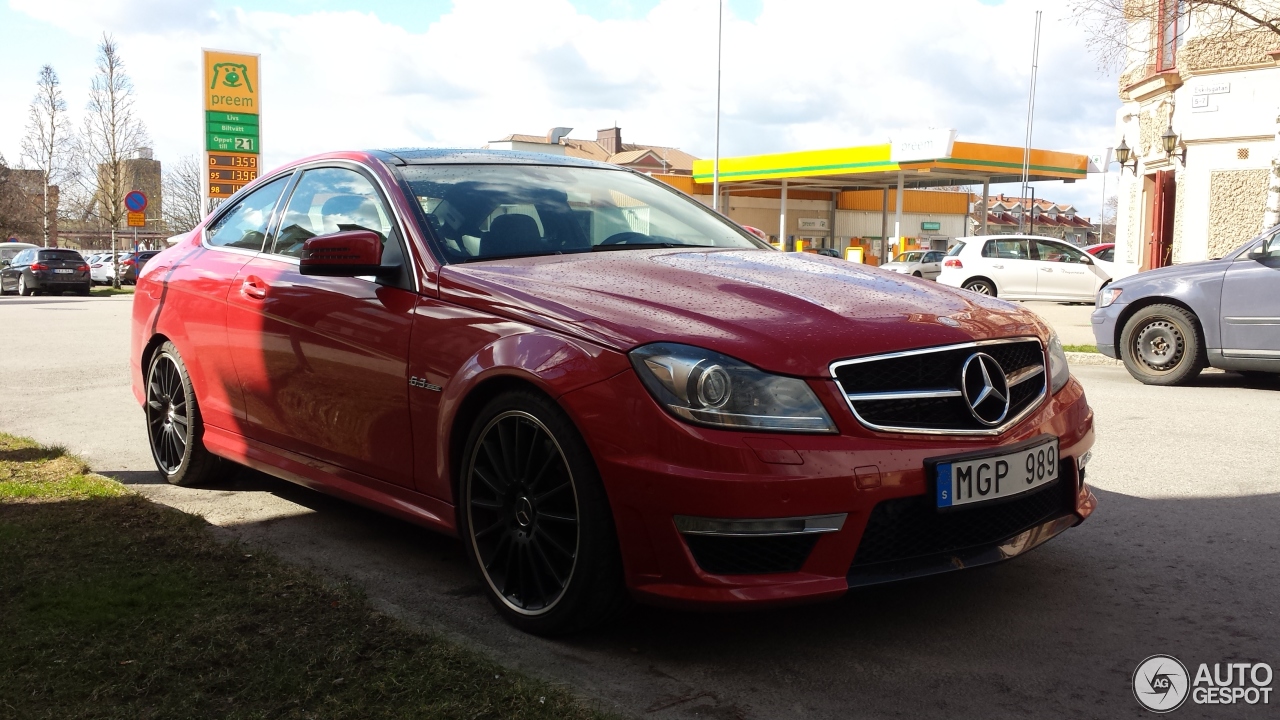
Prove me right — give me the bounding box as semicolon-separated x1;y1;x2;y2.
1161;125;1187;165
1114;137;1139;175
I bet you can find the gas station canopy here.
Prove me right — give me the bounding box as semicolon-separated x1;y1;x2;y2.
691;140;1088;191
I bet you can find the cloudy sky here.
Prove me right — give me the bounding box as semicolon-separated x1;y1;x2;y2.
0;0;1121;218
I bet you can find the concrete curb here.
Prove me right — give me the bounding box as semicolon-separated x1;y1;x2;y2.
1065;351;1122;366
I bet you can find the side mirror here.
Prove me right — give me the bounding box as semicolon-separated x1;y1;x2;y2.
0;260;9;268
298;230;393;277
1079;254;1093;265
1246;244;1268;260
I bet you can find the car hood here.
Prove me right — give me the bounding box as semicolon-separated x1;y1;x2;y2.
1115;257;1229;288
439;249;1049;377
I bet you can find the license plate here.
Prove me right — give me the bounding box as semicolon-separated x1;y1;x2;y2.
935;437;1059;509
54;268;74;274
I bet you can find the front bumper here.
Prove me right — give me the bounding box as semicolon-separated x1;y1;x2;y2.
558;369;1097;609
1090;302;1126;358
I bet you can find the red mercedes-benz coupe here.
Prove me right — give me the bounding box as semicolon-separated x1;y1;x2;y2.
131;150;1096;634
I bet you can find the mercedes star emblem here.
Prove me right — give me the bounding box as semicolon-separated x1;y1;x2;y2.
960;352;1011;426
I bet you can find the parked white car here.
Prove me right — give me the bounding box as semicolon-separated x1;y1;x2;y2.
937;235;1113;302
880;250;945;279
90;253;123;285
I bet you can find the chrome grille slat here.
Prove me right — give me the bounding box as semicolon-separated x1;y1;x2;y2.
829;338;1047;436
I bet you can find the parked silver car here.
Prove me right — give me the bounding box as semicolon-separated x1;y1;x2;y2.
1091;224;1280;385
880;250;945;279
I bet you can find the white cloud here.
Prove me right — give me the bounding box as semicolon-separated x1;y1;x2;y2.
2;0;1121;213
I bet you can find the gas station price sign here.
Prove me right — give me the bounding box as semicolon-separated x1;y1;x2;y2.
207;153;259;197
202;49;261;207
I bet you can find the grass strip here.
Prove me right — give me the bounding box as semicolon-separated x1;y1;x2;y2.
1062;344;1099;354
89;285;135;296
0;432;606;720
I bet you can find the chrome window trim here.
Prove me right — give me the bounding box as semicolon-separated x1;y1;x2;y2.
199;158;421;294
674;513;846;537
829;337;1047;437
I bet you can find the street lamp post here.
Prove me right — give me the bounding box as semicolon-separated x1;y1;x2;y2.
712;0;723;212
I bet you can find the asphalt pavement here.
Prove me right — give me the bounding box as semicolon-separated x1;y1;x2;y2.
2;293;1277;719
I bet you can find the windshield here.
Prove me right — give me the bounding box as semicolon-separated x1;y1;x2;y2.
893;252;923;263
400;164;771;262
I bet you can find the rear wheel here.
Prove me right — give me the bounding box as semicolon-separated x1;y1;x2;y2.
962;278;995;296
459;389;628;635
18;275;37;296
912;271;923;278
145;341;225;486
1119;304;1206;386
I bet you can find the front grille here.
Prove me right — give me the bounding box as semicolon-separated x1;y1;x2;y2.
831;338;1046;434
683;534;820;575
851;462;1075;568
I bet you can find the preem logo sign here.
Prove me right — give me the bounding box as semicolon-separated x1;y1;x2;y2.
203;50;259;112
1133;655;1274;713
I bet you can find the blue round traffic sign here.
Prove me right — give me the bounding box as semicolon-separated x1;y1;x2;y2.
125;191;148;212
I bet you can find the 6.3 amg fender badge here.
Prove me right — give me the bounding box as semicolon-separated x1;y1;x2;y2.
409;376;442;391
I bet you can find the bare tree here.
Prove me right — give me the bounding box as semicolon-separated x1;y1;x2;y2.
77;33;149;288
162;155;204;234
1070;1;1280;71
20;65;72;248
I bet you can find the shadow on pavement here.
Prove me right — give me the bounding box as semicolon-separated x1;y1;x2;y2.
109;465;1280;719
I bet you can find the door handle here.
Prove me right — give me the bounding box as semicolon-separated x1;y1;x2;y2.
992;264;1004;269
1040;267;1053;272
241;275;268;300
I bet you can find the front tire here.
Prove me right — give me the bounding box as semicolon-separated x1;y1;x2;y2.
963;278;995;296
459;389;628;635
145;341;225;486
1119;304;1206;386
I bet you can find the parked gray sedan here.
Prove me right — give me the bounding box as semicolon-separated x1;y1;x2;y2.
1092;224;1280;385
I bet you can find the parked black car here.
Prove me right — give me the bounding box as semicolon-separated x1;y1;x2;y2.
118;250;161;285
0;248;91;296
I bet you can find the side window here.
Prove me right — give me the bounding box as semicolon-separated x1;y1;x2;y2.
272;167;399;265
17;250;33;265
205;175;290;250
1098;248;1115;262
983;239;1030;260
1035;240;1086;263
924;251;944;263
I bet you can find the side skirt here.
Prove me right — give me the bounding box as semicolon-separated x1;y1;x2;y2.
202;424;459;536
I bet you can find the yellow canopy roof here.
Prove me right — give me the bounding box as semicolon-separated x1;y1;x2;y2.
692;141;1088;190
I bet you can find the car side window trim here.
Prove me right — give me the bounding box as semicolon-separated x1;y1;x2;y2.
200;170;296;256
250;159;419;293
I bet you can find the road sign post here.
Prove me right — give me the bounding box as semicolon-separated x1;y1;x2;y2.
202;49;261;214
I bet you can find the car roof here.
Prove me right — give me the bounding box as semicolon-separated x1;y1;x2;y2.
373;148;620;171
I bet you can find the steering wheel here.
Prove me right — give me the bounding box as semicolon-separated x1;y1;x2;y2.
599;231;654;246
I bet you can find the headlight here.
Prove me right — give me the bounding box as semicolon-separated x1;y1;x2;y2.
1098;286;1122;308
1048;333;1070;394
630;343;837;433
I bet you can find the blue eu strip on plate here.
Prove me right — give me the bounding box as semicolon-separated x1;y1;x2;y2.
936;462;953;508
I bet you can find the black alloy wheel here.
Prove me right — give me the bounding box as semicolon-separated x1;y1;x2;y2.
963;278;995;296
460;390;628;635
467;410;579;615
1119;304;1206;386
145;341;224;486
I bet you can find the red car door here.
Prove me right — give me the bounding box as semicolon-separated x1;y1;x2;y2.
162;174;292;430
225;165;419;488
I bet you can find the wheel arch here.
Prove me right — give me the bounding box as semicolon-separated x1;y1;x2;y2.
963;275;1000;296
